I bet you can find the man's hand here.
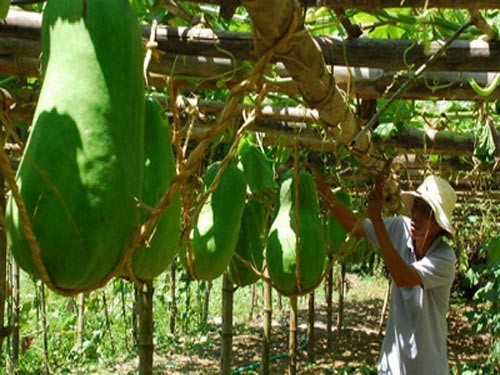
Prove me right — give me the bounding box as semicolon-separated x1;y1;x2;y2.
367;180;385;221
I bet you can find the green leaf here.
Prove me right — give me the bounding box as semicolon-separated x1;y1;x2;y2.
487;236;500;264
373;122;396;140
473;121;496;165
325;190;352;253
0;0;9;19
369;24;406;39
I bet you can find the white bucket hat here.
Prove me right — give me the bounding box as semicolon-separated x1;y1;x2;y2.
401;176;457;235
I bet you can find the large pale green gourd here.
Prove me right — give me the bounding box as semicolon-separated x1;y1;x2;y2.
228;198;265;287
180;162;246;281
129;98;181;281
5;0;144;292
237;136;276;196
266;170;326;296
227;137;276;287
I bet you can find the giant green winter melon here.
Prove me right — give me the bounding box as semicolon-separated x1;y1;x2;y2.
5;0;144;293
180;161;246;281
266;170;326;296
236;135;276;196
128;97;181;281
228;198;265;287
227;137;276;287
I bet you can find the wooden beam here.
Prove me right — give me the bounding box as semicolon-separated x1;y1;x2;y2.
4;10;499;73
11;0;500;9
103;57;500;101
382;126;477;156
174;98;483;156
311;0;500;10
182;0;500;10
14;88;478;163
316;37;499;73
4;49;499;127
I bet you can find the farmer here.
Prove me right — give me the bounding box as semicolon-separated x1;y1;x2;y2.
317;174;457;374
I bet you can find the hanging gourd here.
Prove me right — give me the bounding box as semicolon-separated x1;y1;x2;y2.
5;0;144;294
228;136;277;287
237;135;276;197
127;97;181;281
266;170;326;296
180;161;246;281
228;198;265;287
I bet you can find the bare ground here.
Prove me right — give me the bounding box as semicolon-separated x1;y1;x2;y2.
113;275;491;374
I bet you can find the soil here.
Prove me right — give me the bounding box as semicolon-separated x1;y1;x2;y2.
115;275;492;374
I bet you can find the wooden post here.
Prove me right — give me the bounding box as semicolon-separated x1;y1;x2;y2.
40;283;50;375
169;263;176;335
220;273;233;375
102;291;116;354
307;292;315;363
336;264;346;334
289;296;298;375
0;175;7;352
326;267;334;349
77;293;85;352
118;280;130;350
262;277;272;375
202;280;212;326
11;260;20;366
249;283;257;322
132;285;139;347
138;280;154;375
278;294;284;322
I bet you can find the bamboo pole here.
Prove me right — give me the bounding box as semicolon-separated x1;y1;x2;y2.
40;283;50;375
336;264;346;335
5;50;499;104
11;260;19;366
176;99;485;157
468;9;498;40
102;291;116;354
202;280;212;326
278;294;284;322
76;293;85;352
181;0;500;10
262;275;272;375
132;285;139;347
8;91;497;158
5;11;499;72
0;174;7;352
249;283;256;322
138;280;154;375
6;255;12;373
220;273;233;375
118;280;130;350
288;296;298;375
307;292;315;363
169;263;177;335
326;267;334;349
